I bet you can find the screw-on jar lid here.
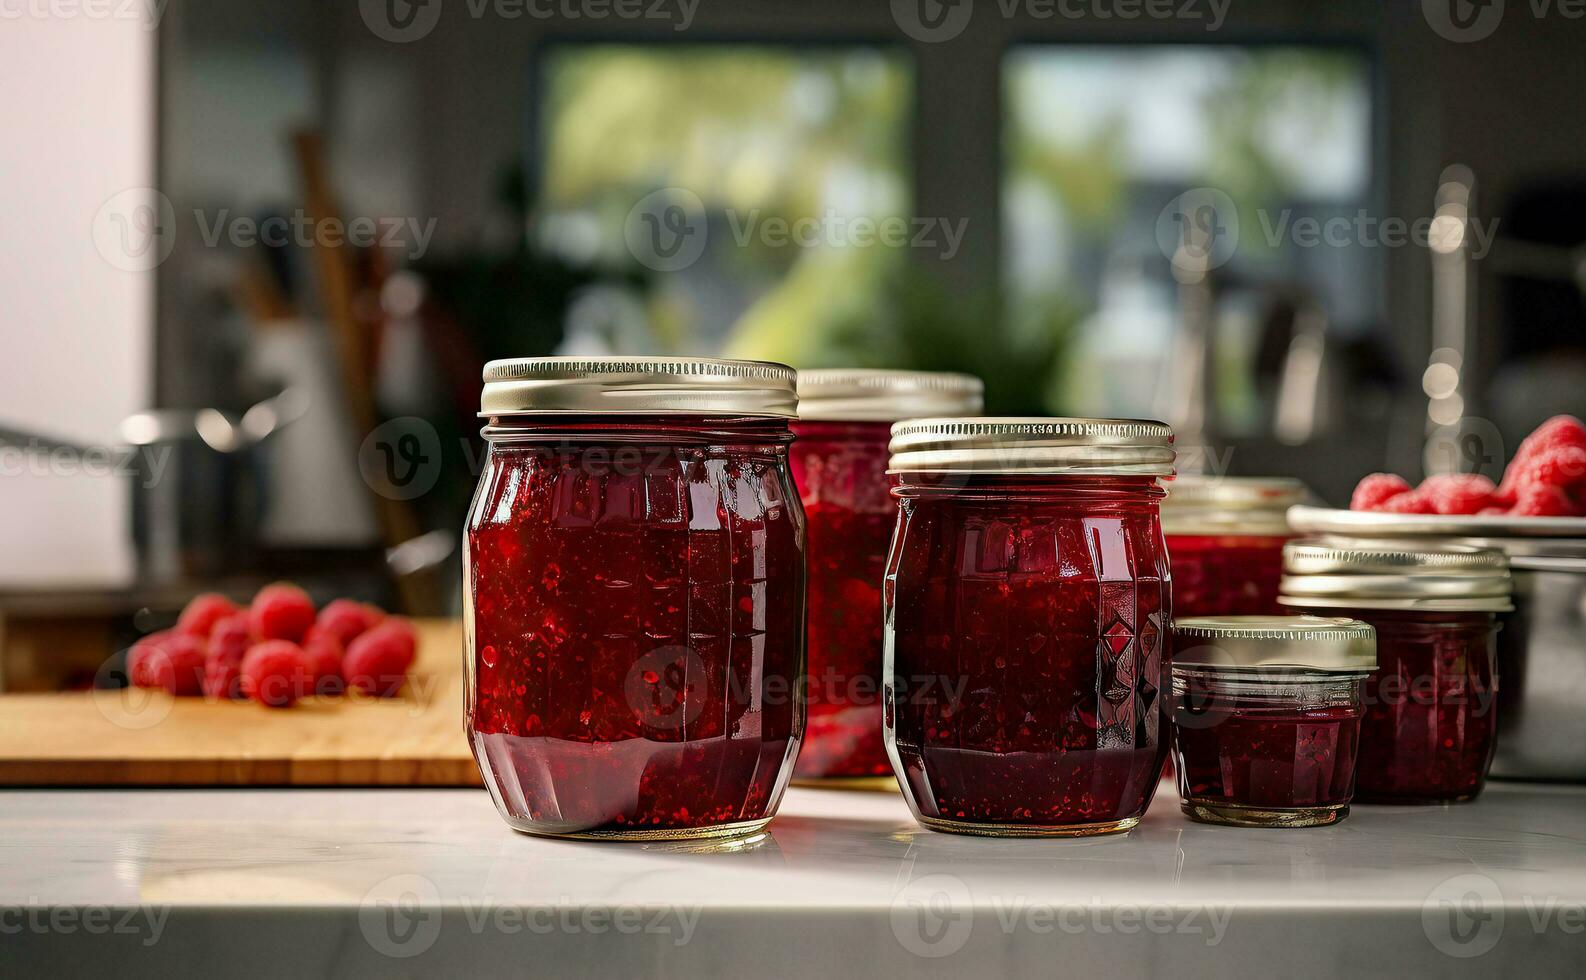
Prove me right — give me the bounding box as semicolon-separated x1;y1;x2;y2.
1162;476;1310;536
796;369;983;422
888;417;1176;476
1173;615;1377;673
480;357;798;418
1279;539;1513;612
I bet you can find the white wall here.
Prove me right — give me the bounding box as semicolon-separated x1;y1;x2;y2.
0;11;156;586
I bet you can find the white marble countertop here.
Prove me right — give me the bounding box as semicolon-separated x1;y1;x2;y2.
4;781;1584;978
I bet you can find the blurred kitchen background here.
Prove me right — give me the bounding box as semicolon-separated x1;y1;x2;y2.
3;1;1585;686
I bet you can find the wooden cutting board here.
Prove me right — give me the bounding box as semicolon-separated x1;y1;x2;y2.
0;619;482;786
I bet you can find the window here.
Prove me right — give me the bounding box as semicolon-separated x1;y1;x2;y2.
536;46;912;365
1004;45;1374;430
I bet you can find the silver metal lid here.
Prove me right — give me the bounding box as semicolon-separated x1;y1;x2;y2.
480;357;798;418
888;417;1176;476
1173;615;1377;673
1279;539;1514;612
796;369;983;422
1162;476;1309;536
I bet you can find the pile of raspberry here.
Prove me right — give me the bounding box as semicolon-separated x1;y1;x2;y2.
1351;415;1586;518
126;584;417;708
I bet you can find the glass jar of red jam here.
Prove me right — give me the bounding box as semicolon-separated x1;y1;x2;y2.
1171;616;1376;827
790;369;983;786
465;357;807;840
1162;477;1308;617
1280;541;1511;804
884;417;1177;836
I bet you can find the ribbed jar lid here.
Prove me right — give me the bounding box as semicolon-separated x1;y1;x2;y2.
1173;615;1377;672
888;417;1175;476
1279;539;1513;612
796;369;983;422
1162;476;1310;536
480;357;798;418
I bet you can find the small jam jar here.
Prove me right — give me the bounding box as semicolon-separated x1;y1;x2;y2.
884;417;1176;836
465;357;807;840
1280;541;1511;804
1171;616;1376;828
790;369;983;786
1162;477;1308;617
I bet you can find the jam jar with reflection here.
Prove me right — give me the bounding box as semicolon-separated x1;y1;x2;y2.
465;357;806;840
790;370;983;785
1280;541;1510;804
884;418;1177;836
1171;616;1375;827
1162;477;1307;617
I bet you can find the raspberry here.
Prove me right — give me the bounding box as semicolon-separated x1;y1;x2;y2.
1351;473;1413;511
202;614;252;699
1377;491;1434;514
128;631;207;696
1502;416;1586;495
302;627;346;696
1417;473;1496;516
1514;415;1586;463
241;640;313;707
314;599;385;648
1519;446;1586;490
176;593;240;639
249;583;317;643
1511;483;1585;517
344;618;417;697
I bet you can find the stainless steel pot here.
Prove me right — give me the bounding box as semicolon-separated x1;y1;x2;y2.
0;390;304;581
1286;508;1586;783
1462;540;1586;782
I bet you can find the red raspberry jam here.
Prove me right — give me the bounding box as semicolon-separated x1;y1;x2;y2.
788;420;895;780
1166;535;1287;616
1334;609;1499;803
884;417;1177;836
1170;617;1375;827
788;370;982;784
465;358;806;840
1279;541;1511;805
1162;477;1306;617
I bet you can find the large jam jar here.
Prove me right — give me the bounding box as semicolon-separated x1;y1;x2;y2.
465;357;807;840
883;417;1176;836
1171;616;1376;828
1162;477;1308;617
1280;541;1511;804
790;369;983;786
